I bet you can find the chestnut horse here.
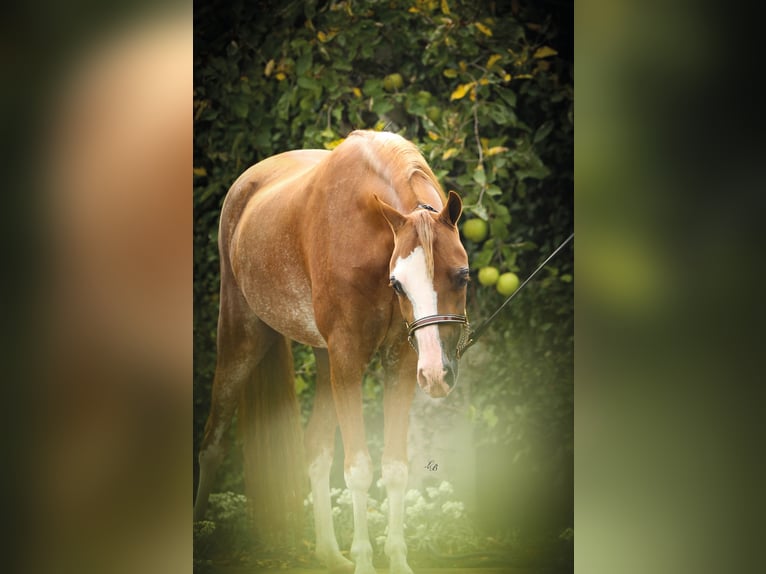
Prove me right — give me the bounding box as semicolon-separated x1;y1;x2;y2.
194;130;470;574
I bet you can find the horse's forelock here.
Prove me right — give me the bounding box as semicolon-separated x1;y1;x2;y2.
413;211;435;280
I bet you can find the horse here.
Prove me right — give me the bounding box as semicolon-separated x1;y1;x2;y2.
194;130;470;574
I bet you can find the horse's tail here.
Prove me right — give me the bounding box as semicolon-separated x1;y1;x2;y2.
238;334;305;543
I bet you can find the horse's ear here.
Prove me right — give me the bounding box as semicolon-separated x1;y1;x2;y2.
440;190;463;227
374;194;407;232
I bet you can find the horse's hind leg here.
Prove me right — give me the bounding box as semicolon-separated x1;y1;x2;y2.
194;306;272;522
306;348;354;573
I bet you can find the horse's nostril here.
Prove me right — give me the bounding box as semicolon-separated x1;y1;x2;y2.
416;367;428;389
444;360;459;389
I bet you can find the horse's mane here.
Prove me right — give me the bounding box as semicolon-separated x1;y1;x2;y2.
347;130;444;202
346;130;441;278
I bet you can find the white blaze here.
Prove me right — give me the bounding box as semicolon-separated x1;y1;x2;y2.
392;246;444;377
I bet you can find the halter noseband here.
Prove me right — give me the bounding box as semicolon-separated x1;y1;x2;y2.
405;313;473;359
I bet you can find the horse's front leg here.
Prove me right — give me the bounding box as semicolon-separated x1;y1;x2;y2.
381;342;418;574
329;344;377;574
306;348;354;573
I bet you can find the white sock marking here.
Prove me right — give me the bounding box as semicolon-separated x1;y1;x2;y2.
344;452;375;572
382;460;412;573
308;450;346;566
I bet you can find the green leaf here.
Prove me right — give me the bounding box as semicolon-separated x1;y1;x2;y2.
486;184;502;197
468;202;488;220
372;98;394;115
515;164;551;180
297;76;319;90
533;120;555;144
231;99;249;119
362;78;384;97
490;218;509;241
295;52;312;76
473;246;494;268
484;102;516;126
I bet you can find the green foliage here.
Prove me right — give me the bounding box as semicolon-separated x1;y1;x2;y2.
195;483;485;568
195;485;573;570
194;0;572;548
193;493;251;571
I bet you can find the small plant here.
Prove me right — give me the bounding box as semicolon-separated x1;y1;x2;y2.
193;492;255;568
304;479;480;560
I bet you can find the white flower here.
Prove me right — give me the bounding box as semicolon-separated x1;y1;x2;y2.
438;481;454;495
404;489;421;503
426;486;439;499
337;489;353;506
441;500;464;519
367;508;386;526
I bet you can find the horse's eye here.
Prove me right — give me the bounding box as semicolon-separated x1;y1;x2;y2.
389;277;404;295
456;268;471;287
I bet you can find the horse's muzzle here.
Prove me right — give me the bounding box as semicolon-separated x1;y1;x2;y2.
417;356;459;398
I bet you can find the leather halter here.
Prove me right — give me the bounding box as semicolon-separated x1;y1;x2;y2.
402;203;473;358
405;312;473;359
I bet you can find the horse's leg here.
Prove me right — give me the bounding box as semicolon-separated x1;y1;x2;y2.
381;342;418;574
306;347;354;573
329;343;376;574
194;305;272;522
194;353;252;521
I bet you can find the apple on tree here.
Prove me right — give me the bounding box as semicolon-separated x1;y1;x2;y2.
496;272;520;296
462;218;488;243
478;266;500;286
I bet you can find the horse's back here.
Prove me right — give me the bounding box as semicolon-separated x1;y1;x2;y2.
221;150;329;237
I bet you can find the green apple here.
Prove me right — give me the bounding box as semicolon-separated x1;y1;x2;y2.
462;219;488;242
426;106;442;123
496;272;520;296
478;266;500;286
416;90;432;105
383;73;404;91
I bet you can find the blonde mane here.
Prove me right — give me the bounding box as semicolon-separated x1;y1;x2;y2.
347;130;444;202
347;130;443;279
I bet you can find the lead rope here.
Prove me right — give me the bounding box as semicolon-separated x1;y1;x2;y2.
457;232;574;358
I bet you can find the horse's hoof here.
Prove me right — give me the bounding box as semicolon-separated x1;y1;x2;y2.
388;556;414;574
327;556;355;574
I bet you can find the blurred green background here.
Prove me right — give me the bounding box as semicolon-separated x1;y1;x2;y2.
5;0;758;572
